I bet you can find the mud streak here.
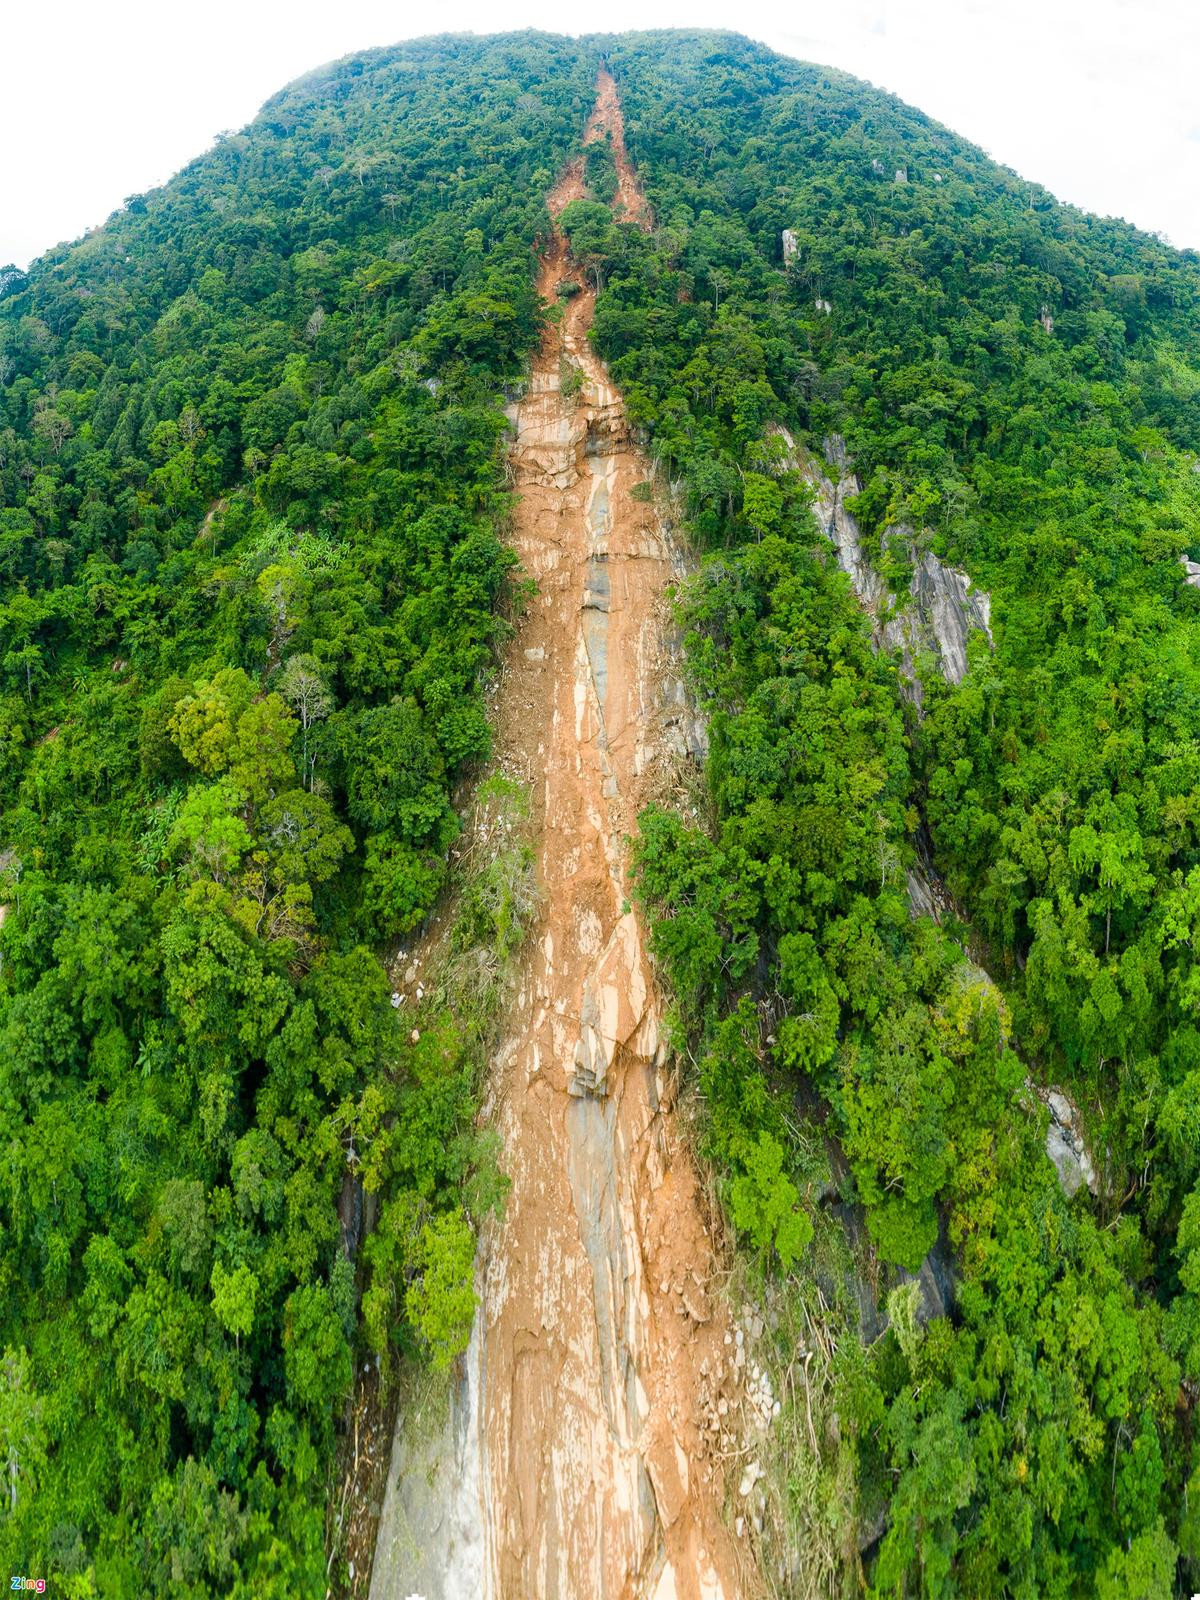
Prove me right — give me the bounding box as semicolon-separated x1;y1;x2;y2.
372;71;748;1600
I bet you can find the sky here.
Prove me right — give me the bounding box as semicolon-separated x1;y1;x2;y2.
4;0;1198;269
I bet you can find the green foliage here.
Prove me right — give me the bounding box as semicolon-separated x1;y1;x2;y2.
283;1283;352;1416
0;28;594;1591
5;22;1200;1593
449;774;537;961
727;1132;813;1269
360;834;446;940
210;1261;259;1347
608;27;1200;1594
404;1207;477;1370
584;134;619;206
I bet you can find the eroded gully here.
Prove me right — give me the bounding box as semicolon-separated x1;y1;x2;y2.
370;72;752;1600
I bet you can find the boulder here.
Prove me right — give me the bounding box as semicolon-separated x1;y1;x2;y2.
1035;1085;1098;1198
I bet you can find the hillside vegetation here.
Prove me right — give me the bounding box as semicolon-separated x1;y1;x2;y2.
0;33;592;1595
3;27;1200;1599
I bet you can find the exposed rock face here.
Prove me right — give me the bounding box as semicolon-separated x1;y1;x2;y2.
570;912;661;1096
905;865;939;921
905;1242;957;1323
805;437;884;608
337;1169;364;1263
825;1195;956;1345
877;529;993;694
803;436;1102;1209
370;1316;490;1600
1181;555;1200;588
372;70;741;1600
911;545;993;683
781;227;798;265
1034;1085;1098;1198
803;435;993;703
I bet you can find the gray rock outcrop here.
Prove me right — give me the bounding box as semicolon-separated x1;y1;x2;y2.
654;536;710;766
804;435;993;704
369;1313;491;1600
1033;1085;1098;1198
805;437;885;609
905;865;939;921
877;528;993;695
797;434;1102;1205
824;1194;957;1346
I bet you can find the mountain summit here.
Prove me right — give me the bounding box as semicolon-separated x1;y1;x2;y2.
2;30;1200;1600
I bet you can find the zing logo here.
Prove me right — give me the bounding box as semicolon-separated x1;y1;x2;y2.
10;1582;46;1594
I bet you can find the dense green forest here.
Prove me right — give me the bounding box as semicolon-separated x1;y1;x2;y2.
4;25;1200;1598
594;31;1200;1599
0;33;593;1594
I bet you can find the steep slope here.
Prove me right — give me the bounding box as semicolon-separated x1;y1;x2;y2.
371;73;744;1600
580;30;1200;1600
5;27;1200;1600
0;34;600;1594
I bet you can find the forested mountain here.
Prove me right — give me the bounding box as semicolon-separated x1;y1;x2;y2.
2;27;1200;1599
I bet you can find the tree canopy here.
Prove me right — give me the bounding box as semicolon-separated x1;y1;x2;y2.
4;25;1200;1598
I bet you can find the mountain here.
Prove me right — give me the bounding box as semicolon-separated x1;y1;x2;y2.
3;28;1200;1600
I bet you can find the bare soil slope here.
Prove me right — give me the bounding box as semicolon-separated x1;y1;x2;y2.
372;72;752;1600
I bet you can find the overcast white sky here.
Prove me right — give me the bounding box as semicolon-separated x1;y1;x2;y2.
4;0;1198;269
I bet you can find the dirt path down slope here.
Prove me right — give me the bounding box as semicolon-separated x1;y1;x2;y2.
371;71;749;1600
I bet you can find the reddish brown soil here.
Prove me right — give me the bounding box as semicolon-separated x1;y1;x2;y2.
476;73;745;1600
548;67;651;229
367;72;759;1600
